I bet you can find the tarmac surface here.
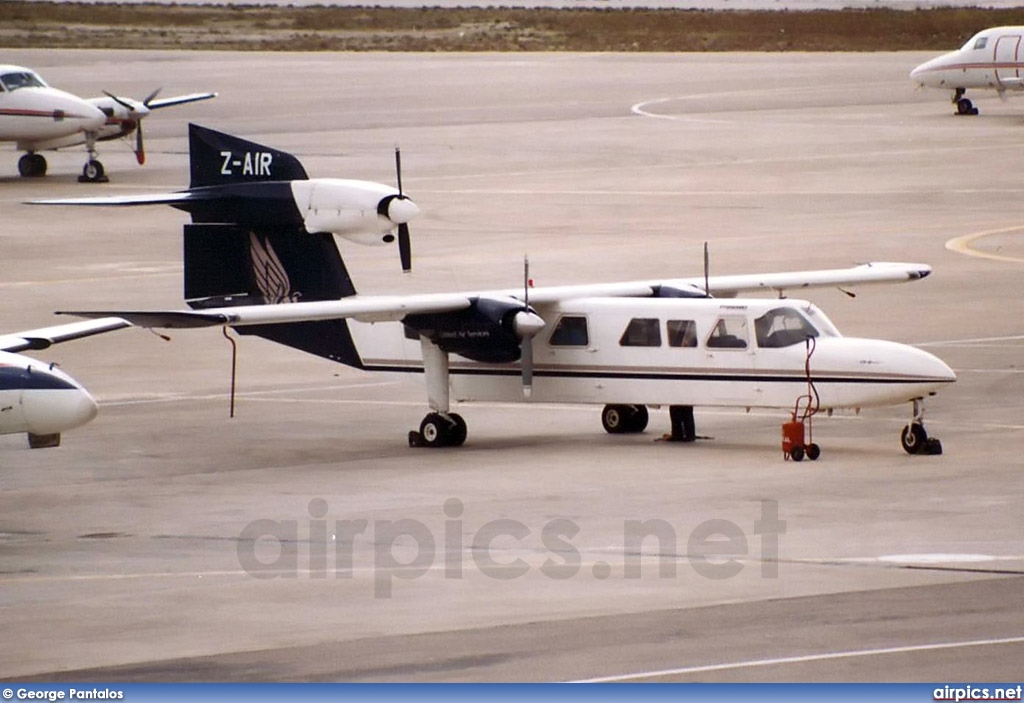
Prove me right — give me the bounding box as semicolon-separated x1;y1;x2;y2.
1;49;1023;682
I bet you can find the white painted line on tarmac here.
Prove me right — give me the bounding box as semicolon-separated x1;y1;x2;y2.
570;635;1024;682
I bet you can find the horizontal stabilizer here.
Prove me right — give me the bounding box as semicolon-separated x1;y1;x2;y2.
28;192;194;207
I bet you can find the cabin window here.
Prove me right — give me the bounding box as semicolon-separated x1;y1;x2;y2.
706;316;748;349
754;307;819;349
973;37;988;50
549;315;589;347
619;318;661;347
667;319;697;348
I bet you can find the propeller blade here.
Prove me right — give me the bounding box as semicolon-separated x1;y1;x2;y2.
395;147;403;195
135;122;145;165
521;255;533;396
102;90;135;112
521;336;534;398
143;87;162;107
398;222;412;273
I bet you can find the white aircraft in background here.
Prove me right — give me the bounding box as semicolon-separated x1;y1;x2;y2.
0;64;215;182
0;317;128;448
911;26;1024;115
44;127;956;459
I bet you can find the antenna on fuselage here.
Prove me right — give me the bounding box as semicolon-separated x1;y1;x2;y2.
703;241;711;298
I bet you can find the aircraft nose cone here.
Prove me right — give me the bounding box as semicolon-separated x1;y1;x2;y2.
22;385;99;435
385;196;420;225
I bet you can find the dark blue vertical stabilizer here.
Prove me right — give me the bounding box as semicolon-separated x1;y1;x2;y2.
188;123;309;189
183;223;364;369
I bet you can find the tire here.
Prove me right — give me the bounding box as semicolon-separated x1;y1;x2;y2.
626;405;649;433
448;413;468;447
82;159;105;182
806;443;821;461
601;405;629;434
419;413;448;448
956;98;975;115
18;153;45;177
901;423;928;455
790;445;805;462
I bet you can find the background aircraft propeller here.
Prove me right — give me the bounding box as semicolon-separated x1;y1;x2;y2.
102;88;161;165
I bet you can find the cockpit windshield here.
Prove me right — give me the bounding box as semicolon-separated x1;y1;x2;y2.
0;71;48;91
963;34;988;51
754;306;831;348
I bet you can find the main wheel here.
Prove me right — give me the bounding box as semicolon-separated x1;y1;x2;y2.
448;413;468;447
901;423;928;455
601;405;630;434
18;153;46;177
627;405;649;433
419;413;449;448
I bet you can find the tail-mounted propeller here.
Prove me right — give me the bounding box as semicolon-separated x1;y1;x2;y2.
376;148;415;273
102;88;161;165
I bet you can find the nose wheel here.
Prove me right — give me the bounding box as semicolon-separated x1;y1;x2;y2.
78;159;108;183
954;89;978;116
901;399;942;455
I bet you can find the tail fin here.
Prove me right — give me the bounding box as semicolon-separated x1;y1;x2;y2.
184;223;363;367
189;123;308;188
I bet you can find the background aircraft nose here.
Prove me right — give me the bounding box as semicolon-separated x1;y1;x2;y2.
21;369;100;435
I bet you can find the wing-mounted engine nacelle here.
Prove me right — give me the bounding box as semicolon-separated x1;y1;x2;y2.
404;296;544;363
292;179;420;243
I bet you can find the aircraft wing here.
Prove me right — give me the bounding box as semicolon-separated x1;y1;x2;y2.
60;294;475;329
58;262;930;331
146;92;218;110
0;317;130;353
500;261;932;303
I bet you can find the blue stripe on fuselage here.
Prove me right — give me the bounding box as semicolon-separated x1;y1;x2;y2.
0;364;77;391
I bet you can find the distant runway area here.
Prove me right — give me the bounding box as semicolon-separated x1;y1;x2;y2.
1;49;1023;682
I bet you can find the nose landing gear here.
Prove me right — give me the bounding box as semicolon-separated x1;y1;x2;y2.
901;398;943;455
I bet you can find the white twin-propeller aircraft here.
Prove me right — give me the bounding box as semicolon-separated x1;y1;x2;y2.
0;318;128;448
912;26;1024;115
40;125;956;459
0;64;215;181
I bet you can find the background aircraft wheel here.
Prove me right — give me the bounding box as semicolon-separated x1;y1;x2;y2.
807;443;821;461
901;423;928;455
601;405;630;434
18;153;46;177
627;405;649;433
956;98;976;116
790;445;805;462
79;159;107;183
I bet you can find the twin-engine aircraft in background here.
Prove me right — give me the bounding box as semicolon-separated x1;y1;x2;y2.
912;26;1024;115
0;64;215;182
0;317;128;448
42;126;955;458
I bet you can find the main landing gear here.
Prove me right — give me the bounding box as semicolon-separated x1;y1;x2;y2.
601;404;649;434
954;88;979;116
408;412;467;448
18;153;47;178
901;398;943;455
